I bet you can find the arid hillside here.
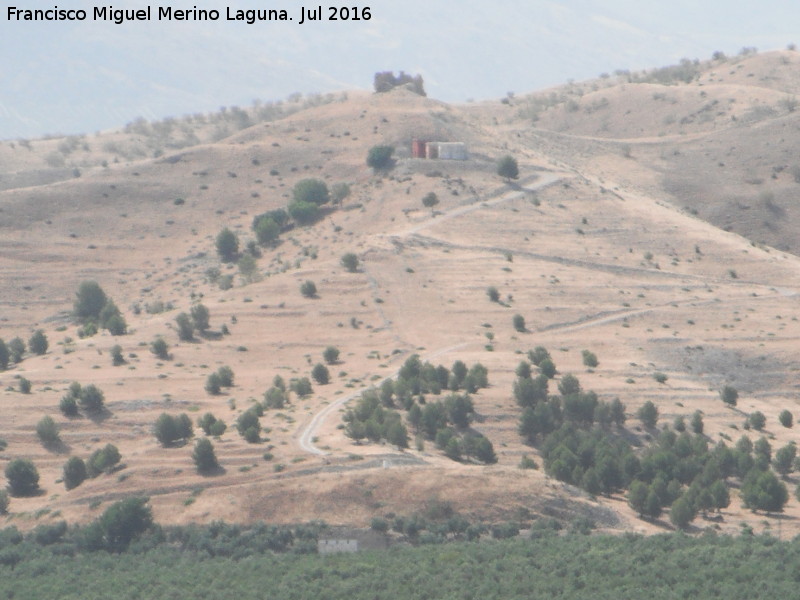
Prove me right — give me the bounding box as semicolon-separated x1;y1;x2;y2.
2;51;800;537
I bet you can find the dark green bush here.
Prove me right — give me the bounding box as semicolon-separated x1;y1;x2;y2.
154;413;194;447
74;281;107;322
36;416;60;445
192;438;219;473
581;350;598;368
367;145;394;170
341;253;359;272
497;155;519;180
28;330;48;355
8;337;25;363
422;192;439;208
254;216;280;246
292;179;329;205
0;339;8;370
5;459;40;496
151;337;170;360
79;384;105;412
215;228;239;262
300;280;317;298
63;457;87;490
288;200;319;225
720;385;738;406
236;409;261;442
87;444;121;477
311;363;330;384
59;394;78;417
323;346;340;365
111;345;125;366
637;401;658;428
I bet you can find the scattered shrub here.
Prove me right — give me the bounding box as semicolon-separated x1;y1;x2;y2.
63;457;87;490
36;416;60;445
175;313;194;342
341;253;359;272
205;373;222;395
87;444;121;476
151;337;170;360
79;384;105;412
8;337;25;363
528;346;551;366
5;458;40;496
300;280;317;298
28;330;48;355
192;438;219;473
323;346;340;365
330;182;351;205
367;145;395;171
291;377;313;398
312;363;330;385
749;411;766;431
111;345;125;366
73;281;107;322
59;394;78;416
581;350;598;368
216;228;239;262
254;216;280;246
422;192;439;209
497;155;519;180
539;358;556;379
216;366;234;388
720;385;738;407
263;386;287;409
190;304;210;332
638;401;659;428
512;314;526;332
19;377;31;394
292;179;330;206
154;413;194;447
0;339;8;370
236;409;261;443
288;200;320;225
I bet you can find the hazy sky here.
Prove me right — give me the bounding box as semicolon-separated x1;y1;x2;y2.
2;1;799;138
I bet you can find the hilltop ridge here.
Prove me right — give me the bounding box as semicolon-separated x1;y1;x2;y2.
2;51;800;537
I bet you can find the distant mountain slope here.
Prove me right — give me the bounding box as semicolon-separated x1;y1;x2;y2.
3;0;799;138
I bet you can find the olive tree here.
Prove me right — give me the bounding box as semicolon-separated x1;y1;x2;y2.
63;456;87;490
216;228;239;262
323;346;340;365
36;416;60;446
367;145;394;171
5;458;40;496
192;438;219;473
341;253;359;273
312;363;330;385
28;330;48;355
292;179;330;205
497;155;519;180
74;281;107;321
79;384;105;412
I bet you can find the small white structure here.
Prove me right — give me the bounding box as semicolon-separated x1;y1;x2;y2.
421;141;468;161
436;142;468;160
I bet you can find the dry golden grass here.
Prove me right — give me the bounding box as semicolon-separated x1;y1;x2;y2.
3;54;800;538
